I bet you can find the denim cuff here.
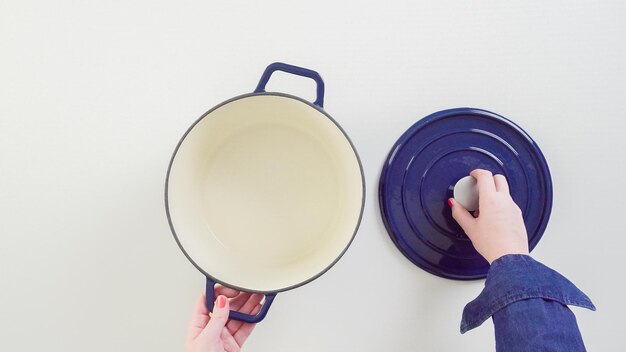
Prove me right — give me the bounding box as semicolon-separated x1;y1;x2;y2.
460;254;595;334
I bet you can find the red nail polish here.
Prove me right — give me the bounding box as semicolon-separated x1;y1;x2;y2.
448;198;454;208
216;295;226;308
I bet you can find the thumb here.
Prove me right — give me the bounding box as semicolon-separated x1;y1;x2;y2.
203;295;230;337
449;198;476;234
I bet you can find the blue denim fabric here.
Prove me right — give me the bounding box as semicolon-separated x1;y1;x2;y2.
461;255;595;351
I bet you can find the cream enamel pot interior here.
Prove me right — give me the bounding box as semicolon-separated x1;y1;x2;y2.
165;63;365;323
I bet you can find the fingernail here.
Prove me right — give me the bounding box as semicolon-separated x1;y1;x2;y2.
448;198;454;208
216;295;226;308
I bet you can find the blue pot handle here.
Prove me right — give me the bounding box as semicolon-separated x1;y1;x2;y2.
254;62;325;107
205;277;277;323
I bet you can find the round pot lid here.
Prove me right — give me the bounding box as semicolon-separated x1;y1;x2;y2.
379;108;553;280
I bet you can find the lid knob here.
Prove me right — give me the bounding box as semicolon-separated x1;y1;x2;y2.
453;175;479;211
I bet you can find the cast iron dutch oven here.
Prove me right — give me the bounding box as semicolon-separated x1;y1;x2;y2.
165;63;365;323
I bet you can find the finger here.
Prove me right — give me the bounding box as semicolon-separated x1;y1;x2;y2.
449;198;476;234
215;284;240;298
470;169;496;198
233;304;261;346
186;294;210;341
220;327;240;352
226;293;263;334
203;295;230;337
229;292;253;311
493;174;510;194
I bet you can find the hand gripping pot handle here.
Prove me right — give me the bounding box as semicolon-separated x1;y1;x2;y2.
254;62;325;107
205;277;277;323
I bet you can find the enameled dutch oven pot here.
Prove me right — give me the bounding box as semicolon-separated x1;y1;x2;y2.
165;63;365;323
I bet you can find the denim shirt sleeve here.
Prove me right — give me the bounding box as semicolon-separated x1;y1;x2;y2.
460;255;595;351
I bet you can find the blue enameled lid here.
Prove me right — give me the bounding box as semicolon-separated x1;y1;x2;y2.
379;108;553;280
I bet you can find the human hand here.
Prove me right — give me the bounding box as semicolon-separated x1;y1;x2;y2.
448;169;529;264
185;285;263;352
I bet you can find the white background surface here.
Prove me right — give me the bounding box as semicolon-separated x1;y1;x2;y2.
1;1;625;351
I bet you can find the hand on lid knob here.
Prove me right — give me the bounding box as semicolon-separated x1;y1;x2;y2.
448;169;529;264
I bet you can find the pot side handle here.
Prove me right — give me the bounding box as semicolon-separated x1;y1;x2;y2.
254;62;325;108
205;277;277;324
